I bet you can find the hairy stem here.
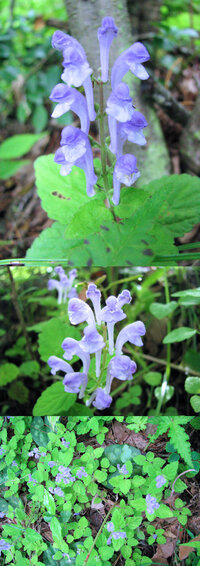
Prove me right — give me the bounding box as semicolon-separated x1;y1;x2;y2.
83;500;118;565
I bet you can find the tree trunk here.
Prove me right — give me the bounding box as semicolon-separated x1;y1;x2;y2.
180;92;200;175
65;0;170;185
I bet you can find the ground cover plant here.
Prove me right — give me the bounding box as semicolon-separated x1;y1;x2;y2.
1;1;200;264
0;415;200;565
0;265;200;416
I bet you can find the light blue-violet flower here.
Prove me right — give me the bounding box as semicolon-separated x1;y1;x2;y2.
0;539;12;555
97;17;118;82
50;19;150;205
146;494;160;515
48;266;77;304
112;154;140;206
48;282;145;410
156;474;166;488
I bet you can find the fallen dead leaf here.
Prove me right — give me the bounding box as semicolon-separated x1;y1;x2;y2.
179;534;200;561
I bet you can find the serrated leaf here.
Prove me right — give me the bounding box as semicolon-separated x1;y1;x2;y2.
65;197;113;239
35;155;97;225
163;327;197;343
0;133;47;159
33;382;76;416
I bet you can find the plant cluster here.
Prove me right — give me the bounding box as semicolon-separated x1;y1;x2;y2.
22;16;200;265
0;266;200;416
0;416;199;566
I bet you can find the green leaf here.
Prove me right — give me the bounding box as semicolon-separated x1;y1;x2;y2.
65;197;113;239
33;382;76;416
35;155;98;225
0;363;19;386
31;104;48;132
154;385;174;403
43;488;56;515
163;327;197;343
0;159;30;179
149;301;177;319
99;546;114;560
190;395;200;413
185;377;200;394
184;349;200;373
19;360;40;378
30;416;49;446
38;316;80;362
8;381;29;403
145;174;200;236
144;372;162;386
0;133;47;159
157;504;174;518
50;517;63;545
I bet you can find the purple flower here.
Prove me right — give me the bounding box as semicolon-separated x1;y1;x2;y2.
146;494;160;515
115;321;146;355
55;126;97;197
52;30;85;57
76;466;88;479
107;522;114;532
68;297;95;326
112;154;140;206
105;354;137;394
80;326;105;378
50;83;89;134
48;461;57;468
61;438;70;448
48;266;78;304
63;372;88;396
156;475;166;488
48;355;88;398
101;296;126;355
117;111;148;156
29;447;41;459
153;534;157;540
62;47;92;86
86;387;112;410
61;46;96;121
108;355;137;381
0;512;5;518
11;460;17;467
97;17;118;82
62;337;90;375
0;448;5;456
81;326;105;356
0;539;12;555
111;42;150;89
48;356;74;376
117;464;129;474
86;283;102;324
117;289;132;308
54;487;64;497
28;474;37;485
106;83;134;155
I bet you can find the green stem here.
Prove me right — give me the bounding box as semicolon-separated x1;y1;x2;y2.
98;83;116;219
83;501;118;565
155;269;172;415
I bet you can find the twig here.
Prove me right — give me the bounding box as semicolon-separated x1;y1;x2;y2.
148;69;191;125
170;469;196;495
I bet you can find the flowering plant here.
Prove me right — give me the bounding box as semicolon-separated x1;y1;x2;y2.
26;17;200;265
47;283;145;411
